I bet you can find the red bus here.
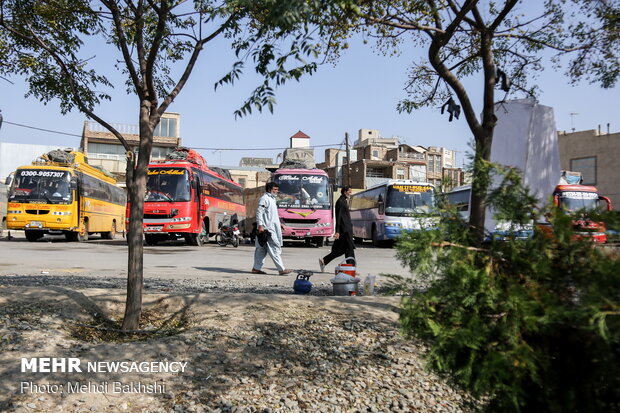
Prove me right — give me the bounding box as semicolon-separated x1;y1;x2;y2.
130;148;245;246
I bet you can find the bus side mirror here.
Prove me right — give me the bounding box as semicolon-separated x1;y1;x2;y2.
4;176;12;186
192;176;200;189
378;200;385;214
70;180;77;190
599;196;612;211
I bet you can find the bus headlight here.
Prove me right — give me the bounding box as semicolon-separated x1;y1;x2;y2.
52;211;72;215
7;210;22;214
171;217;191;222
385;222;401;227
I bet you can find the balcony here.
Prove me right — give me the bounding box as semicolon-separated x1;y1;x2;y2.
398;152;426;160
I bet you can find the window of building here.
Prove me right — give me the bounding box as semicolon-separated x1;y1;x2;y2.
154;117;178;138
396;168;405;180
428;157;434;172
372;149;380;158
87;143;126;160
151;146;173;159
366;167;387;178
570;156;597;185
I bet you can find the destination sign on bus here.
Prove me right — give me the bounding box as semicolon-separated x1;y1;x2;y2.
148;169;185;175
18;170;66;178
391;184;433;193
277;174;325;184
560;191;598;199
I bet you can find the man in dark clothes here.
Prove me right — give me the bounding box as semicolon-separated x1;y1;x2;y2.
319;186;355;272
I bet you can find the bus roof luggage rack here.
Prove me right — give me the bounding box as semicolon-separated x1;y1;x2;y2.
211;167;232;181
91;165;115;178
166;147;207;169
279;148;315;169
44;149;75;165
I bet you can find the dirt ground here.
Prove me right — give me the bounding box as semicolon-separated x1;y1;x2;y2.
0;286;478;413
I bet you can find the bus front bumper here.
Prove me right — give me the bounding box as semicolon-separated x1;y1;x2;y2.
282;226;332;239
7;216;74;231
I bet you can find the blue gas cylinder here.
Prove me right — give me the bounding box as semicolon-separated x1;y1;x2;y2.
293;272;313;294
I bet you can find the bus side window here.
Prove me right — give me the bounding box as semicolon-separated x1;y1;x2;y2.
193;175;200;201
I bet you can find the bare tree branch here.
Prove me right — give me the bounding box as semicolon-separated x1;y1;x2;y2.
101;0;142;98
0;17;131;151
364;14;445;34
157;12;238;116
494;33;591;52
489;0;519;32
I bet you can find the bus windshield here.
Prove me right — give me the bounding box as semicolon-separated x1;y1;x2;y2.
386;184;434;215
274;174;330;209
9;169;72;204
146;168;191;202
559;191;599;212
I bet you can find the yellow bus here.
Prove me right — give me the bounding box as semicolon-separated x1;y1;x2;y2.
6;149;126;242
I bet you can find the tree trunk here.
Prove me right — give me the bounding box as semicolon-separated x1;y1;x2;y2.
467;31;497;244
468;134;492;243
121;105;155;331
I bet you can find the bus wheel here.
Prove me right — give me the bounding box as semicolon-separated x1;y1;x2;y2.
371;226;381;247
186;222;206;246
185;233;201;246
25;230;44;242
312;236;325;247
102;222;117;240
354;237;363;244
78;221;89;242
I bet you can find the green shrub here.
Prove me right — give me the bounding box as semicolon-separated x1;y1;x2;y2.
393;167;620;412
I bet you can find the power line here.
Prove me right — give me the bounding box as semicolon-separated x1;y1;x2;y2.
2;118;340;151
3;120;82;138
190;144;340;151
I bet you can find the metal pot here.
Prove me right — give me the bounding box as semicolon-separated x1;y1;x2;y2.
332;280;359;296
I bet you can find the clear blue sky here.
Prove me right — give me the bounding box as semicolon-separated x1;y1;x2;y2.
1;28;618;168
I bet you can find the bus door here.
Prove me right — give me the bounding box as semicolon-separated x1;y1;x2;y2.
192;171;202;231
69;174;79;227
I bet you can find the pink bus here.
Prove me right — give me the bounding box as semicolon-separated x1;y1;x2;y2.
272;168;333;246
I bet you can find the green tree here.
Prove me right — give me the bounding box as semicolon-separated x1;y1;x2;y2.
321;0;619;242
392;166;620;411
0;0;327;330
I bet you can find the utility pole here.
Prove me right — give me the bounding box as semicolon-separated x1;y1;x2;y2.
345;132;351;187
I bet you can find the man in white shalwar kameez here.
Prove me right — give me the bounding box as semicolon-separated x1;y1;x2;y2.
251;182;292;275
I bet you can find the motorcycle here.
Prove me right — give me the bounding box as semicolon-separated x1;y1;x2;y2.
215;221;240;247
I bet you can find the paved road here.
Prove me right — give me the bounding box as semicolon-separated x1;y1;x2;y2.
0;231;411;287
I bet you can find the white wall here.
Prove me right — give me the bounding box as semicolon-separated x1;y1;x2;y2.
0;142;69;181
486;99;561;231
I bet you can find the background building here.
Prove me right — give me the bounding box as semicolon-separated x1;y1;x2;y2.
319;129;463;190
557;128;620;206
290;130;310;148
80;112;182;185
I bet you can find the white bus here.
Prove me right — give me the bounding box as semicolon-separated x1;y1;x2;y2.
445;185;471;220
445;184;534;240
349;180;436;246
